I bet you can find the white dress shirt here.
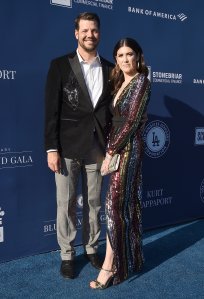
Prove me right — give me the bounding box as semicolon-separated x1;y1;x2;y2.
77;49;103;108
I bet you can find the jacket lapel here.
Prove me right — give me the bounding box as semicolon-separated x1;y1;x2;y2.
101;57;109;94
94;57;109;110
68;53;93;108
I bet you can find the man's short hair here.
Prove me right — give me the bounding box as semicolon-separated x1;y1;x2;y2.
74;12;100;30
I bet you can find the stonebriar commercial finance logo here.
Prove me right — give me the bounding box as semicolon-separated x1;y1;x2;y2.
50;0;72;7
147;66;182;85
152;71;182;84
195;128;204;145
0;207;5;243
143;120;170;158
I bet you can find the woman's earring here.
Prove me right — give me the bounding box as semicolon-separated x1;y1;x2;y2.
137;61;140;69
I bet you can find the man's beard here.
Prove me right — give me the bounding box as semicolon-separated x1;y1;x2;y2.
79;39;99;53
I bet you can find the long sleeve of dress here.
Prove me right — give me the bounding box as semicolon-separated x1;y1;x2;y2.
107;74;150;156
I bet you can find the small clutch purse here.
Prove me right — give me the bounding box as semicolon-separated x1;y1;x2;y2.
108;154;120;173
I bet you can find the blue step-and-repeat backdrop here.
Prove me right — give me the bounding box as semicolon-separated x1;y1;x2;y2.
1;0;204;262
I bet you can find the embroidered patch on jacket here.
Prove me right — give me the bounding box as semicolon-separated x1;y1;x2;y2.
63;77;79;111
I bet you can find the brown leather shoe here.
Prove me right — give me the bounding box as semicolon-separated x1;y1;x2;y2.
84;253;103;269
60;260;74;279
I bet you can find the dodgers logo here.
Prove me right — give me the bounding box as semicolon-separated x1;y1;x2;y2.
200;179;204;203
143;120;170;158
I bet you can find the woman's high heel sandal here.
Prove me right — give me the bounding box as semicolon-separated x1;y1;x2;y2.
90;267;115;290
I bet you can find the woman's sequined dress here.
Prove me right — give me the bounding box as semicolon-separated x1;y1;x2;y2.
106;73;151;285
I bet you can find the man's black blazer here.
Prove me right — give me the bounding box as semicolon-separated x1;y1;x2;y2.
45;51;113;159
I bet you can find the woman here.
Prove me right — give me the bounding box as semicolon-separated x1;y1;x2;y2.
90;38;151;289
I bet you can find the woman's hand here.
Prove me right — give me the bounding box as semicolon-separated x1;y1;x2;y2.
100;153;112;176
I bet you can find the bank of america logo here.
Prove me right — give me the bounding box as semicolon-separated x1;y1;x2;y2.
50;0;72;8
177;13;187;21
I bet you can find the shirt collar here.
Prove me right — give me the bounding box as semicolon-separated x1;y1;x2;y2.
76;49;101;65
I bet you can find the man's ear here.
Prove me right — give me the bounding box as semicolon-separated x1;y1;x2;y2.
75;30;78;40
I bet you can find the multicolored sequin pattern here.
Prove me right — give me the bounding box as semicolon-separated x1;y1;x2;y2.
106;74;150;285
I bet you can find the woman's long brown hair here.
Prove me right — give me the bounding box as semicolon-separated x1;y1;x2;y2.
110;38;148;94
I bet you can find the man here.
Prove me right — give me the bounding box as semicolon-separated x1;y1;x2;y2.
44;12;113;279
